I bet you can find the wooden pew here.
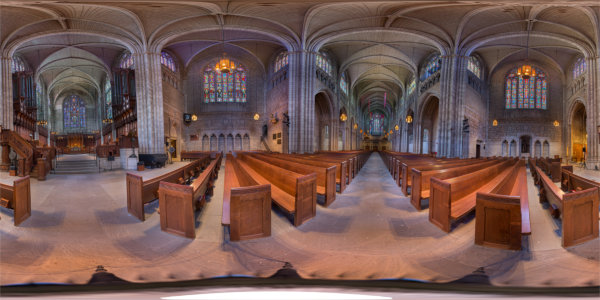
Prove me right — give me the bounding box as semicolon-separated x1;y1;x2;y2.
126;156;210;221
158;154;222;238
311;154;354;183
248;152;337;206
475;161;530;250
402;158;486;196
538;158;562;182
561;168;598;194
238;153;317;226
534;165;599;247
0;176;31;226
411;159;503;210
278;154;347;193
222;154;271;241
429;159;517;232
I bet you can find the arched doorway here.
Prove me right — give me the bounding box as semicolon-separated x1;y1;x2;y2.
520;135;531;157
534;140;541;157
571;102;587;162
420;97;439;155
315;92;332;151
501;140;508;157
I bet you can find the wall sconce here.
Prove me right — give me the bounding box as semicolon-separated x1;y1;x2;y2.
353;123;358;130
270;113;279;124
553;120;559;127
394;124;399;131
492;119;498;126
405;115;413;124
253;113;260;121
191;114;198;121
340;112;348;122
359;129;363;133
389;130;393;134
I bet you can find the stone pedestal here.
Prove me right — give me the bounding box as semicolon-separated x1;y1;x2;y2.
120;148;139;170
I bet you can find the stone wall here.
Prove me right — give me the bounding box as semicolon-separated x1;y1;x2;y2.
265;74;289;153
162;68;184;160
181;46;266;153
487;62;563;157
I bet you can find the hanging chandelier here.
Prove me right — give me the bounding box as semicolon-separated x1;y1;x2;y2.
215;53;235;74
517;19;536;80
215;16;235;74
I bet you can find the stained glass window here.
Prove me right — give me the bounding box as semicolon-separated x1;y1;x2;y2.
340;73;348;95
11;56;25;73
370;113;384;136
420;55;441;81
316;53;332;76
63;95;86;128
467;56;481;79
119;52;134;69
505;66;546;109
160;51;176;72
105;78;112;119
274;52;288;73
572;57;586;79
407;79;416;95
203;63;246;103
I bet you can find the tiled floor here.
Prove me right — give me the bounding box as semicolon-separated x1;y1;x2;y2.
0;154;598;287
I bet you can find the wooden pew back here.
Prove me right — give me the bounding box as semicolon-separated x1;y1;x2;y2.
535;165;599;247
0;176;31;226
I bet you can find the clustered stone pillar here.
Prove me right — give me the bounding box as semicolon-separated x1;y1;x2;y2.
134;51;165;154
287;50;316;153
438;54;468;158
585;56;599;169
0;56;14;130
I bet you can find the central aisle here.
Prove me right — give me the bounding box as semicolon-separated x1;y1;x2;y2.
0;152;597;287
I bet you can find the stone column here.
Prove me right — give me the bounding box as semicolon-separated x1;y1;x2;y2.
134;51;165;154
585;56;599;169
1;56;14;130
288;50;315;153
438;54;468;157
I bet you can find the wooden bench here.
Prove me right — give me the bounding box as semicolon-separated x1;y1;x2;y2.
238;153;317;226
248;152;337;206
310;154;354;183
402;158;486;196
538;158;562;182
475;161;530;250
126;156;210;221
0;176;31;226
429;159;517;232
158;153;222;238
279;153;347;193
534;165;599;247
411;159;503;210
561;167;598;193
222;154;271;241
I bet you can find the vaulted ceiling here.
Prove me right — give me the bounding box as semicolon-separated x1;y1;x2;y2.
2;1;598;120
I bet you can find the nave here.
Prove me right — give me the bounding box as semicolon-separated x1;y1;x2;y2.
1;152;597;287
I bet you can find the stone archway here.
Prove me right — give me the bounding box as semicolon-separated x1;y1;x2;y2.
420;97;440;155
315;92;333;151
570;101;587;162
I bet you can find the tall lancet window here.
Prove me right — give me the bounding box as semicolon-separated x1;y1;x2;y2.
572;57;586;79
203;61;247;103
274;52;288;73
505;66;547;109
370;113;384;136
64;95;86;128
